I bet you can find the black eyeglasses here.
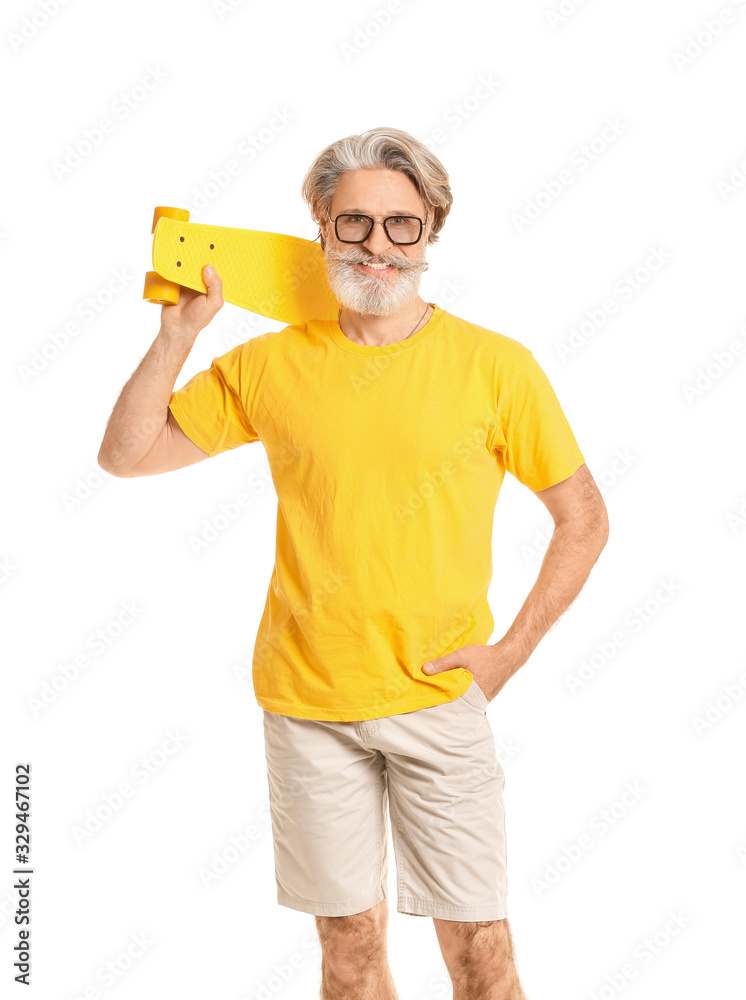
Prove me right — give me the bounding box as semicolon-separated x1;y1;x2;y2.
327;212;426;245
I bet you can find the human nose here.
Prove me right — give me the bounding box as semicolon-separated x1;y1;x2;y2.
362;220;397;254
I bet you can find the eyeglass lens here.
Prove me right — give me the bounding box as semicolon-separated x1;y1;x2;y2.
335;214;422;244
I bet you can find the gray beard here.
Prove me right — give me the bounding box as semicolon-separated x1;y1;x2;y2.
323;243;430;318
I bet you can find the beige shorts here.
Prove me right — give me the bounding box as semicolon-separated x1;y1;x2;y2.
262;677;508;921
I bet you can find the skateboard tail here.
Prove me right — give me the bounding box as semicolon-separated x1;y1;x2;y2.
146;213;340;325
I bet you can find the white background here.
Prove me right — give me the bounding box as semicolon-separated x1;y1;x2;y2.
3;1;745;998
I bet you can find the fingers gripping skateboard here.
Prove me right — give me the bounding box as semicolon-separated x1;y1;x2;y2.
142;206;340;324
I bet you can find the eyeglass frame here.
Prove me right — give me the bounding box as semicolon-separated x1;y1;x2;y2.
325;208;428;245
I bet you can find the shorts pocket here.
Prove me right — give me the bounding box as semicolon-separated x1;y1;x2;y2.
465;677;489;711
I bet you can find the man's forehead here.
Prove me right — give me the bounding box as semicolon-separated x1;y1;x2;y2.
332;170;423;202
338;206;421;215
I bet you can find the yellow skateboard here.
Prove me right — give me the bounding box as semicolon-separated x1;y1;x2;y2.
142;206;340;325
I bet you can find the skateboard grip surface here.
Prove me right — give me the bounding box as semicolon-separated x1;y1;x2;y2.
152;218;339;325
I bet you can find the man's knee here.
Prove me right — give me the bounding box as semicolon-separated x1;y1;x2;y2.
433;917;513;963
316;899;389;967
434;915;516;975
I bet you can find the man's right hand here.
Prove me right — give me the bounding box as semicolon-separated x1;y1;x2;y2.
160;264;224;337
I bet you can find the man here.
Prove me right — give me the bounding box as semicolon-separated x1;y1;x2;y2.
98;126;608;999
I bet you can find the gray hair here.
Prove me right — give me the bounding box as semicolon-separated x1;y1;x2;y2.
301;126;453;249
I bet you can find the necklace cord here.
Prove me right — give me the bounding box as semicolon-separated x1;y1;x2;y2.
337;302;431;343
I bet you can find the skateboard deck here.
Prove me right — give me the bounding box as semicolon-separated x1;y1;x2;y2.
143;206;340;325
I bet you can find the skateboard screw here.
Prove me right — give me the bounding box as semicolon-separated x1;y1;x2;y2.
180;236;185;242
209;244;215;249
176;261;181;267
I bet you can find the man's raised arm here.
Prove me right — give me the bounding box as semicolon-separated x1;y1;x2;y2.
97;265;223;478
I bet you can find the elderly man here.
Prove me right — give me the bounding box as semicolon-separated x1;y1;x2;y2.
98;126;608;999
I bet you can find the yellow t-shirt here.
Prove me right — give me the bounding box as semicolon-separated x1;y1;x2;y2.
168;303;585;721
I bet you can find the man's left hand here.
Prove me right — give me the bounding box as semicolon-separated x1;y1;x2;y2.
421;641;523;704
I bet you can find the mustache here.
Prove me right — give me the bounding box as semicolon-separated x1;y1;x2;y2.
324;248;425;271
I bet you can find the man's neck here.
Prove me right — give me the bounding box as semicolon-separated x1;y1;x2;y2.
338;297;432;347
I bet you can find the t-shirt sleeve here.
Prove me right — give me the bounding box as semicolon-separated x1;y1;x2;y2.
167;340;260;458
490;347;585;491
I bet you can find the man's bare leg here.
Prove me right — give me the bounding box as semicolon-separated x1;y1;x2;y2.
315;898;399;999
433;916;528;999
